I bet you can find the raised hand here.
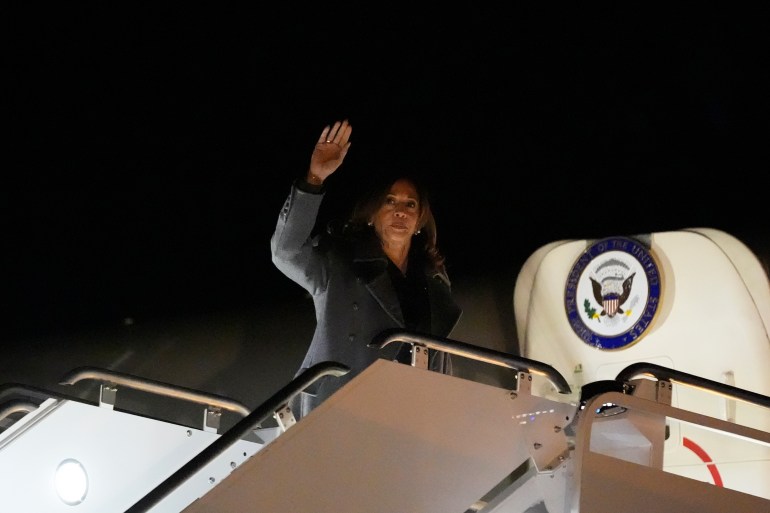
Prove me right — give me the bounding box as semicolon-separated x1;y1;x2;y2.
307;119;352;184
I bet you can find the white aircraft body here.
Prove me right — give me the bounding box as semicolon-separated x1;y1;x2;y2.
1;227;768;512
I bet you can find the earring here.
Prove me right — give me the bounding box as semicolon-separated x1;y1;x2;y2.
367;221;373;226
414;229;421;235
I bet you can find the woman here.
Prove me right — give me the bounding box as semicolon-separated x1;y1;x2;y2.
271;119;462;418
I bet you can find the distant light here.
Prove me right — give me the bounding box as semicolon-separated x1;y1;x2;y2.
55;459;88;505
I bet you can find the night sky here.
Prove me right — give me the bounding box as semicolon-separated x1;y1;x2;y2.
7;6;769;339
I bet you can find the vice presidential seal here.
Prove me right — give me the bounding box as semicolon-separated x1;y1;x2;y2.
564;236;662;350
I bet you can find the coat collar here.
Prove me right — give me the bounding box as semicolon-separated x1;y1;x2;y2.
349;235;460;336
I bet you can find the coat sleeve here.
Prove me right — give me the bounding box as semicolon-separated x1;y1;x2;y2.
270;183;329;295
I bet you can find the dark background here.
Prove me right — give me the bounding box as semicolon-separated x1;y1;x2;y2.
6;6;769;340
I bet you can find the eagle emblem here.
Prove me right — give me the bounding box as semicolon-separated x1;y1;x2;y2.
564;235;662;350
589;258;636;318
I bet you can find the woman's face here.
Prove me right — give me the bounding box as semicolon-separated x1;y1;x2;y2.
371;179;421;246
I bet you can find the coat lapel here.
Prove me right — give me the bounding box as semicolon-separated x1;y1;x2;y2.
426;274;462;336
364;270;405;327
352;239;405;327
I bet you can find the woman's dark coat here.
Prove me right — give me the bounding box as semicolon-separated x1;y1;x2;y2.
271;182;462;417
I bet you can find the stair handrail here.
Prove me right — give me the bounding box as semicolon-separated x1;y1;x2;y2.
0;400;40;426
370;328;572;394
59;366;251;416
124;361;350;513
616;362;770;409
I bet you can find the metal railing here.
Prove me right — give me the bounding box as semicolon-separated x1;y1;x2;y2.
617;361;770;409
125;361;350;513
370;328;572;394
60;366;252;416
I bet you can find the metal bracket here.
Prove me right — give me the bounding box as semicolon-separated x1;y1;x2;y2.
99;383;117;410
411;344;429;370
631;378;672;405
204;407;222;433
274;403;297;432
513;371;533;396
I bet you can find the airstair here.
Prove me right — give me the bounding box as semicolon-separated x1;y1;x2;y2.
1;228;768;512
